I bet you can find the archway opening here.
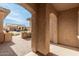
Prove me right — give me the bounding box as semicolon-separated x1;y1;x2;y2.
49;13;58;44
0;3;33;56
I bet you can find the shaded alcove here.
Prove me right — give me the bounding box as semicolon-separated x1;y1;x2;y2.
49;13;58;44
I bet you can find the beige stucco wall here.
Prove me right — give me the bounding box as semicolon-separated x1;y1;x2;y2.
58;8;79;48
49;13;58;44
77;8;79;47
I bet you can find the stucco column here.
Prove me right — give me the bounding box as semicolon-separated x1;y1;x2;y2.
0;8;10;31
36;4;50;55
0;7;10;43
77;8;79;47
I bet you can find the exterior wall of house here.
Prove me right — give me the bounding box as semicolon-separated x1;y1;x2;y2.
58;8;79;48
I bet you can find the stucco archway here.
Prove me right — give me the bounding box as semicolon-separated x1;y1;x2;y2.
0;3;37;55
49;13;58;44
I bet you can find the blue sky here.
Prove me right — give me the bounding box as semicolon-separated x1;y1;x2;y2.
0;3;32;27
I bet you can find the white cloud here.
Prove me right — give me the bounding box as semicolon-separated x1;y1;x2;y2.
11;11;22;16
6;16;25;23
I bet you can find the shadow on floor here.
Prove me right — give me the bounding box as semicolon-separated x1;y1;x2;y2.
0;41;17;56
47;52;58;56
35;52;58;56
23;38;31;41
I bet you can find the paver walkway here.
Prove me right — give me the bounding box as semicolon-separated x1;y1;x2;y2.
0;34;31;56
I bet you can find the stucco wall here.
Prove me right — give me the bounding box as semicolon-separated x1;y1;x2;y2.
58;8;79;47
77;8;79;47
49;13;58;44
46;4;58;44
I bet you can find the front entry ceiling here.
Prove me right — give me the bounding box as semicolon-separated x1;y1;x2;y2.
52;3;79;11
